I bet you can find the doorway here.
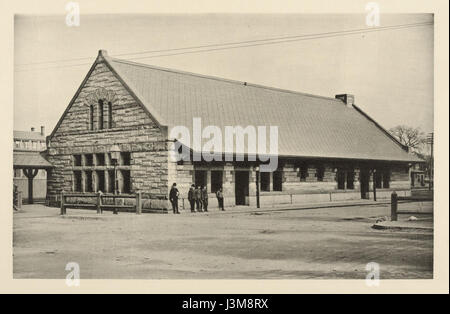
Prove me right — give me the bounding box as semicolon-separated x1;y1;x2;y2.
360;169;370;199
235;171;249;205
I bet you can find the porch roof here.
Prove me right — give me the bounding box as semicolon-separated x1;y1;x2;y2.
13;151;53;169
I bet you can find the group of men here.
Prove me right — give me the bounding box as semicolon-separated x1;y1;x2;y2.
169;183;225;214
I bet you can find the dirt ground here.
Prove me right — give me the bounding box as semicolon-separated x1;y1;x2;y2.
13;202;433;279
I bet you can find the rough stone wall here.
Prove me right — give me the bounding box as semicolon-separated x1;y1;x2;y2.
165;161;411;210
389;165;411;190
46;60;170;210
272;162;410;194
283;162;337;192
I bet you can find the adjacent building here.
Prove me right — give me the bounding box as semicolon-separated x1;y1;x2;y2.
45;50;422;211
13;127;49;203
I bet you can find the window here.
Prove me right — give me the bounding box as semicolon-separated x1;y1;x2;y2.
316;165;325;182
89;105;94;130
96;170;105;193
299;163;308;182
88;100;113;130
211;171;223;193
260;172;270;191
108;170;115;193
108;102;113;129
337;169;355;190
72;153;132;193
194;170;207;188
382;170;390;188
120;152;131;166
85;171;93;192
375;171;382;189
98;100;104;130
273;170;283;191
346;170;355;190
375;169;390;189
96;153;105;166
85;154;93;166
120;170;131;193
73;171;82;192
73;155;82;167
337;169;346;190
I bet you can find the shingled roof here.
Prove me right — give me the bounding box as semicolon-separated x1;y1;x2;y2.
14;130;45;141
13;151;53;169
102;52;419;163
52;50;421;163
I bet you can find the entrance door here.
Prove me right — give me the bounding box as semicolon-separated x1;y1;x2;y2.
360;169;370;199
235;171;249;205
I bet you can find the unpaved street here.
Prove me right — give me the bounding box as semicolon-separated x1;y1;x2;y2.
13;202;433;279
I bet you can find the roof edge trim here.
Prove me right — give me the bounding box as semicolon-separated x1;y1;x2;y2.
47;54;100;142
109;57;342;103
352;104;410;152
48;50;168;143
102;54;168;129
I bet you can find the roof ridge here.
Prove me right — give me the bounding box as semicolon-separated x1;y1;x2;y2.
108;56;341;102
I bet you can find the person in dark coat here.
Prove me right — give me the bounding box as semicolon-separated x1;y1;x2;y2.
216;187;225;211
194;185;202;212
201;186;208;212
169;183;180;214
188;184;196;212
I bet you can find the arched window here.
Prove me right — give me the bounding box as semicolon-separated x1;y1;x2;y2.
89;104;94;130
98;99;104;130
108;101;113;129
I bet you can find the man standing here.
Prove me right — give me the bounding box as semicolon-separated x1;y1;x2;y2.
188;184;196;213
201;186;208;212
195;185;202;212
169;183;180;214
216;187;225;211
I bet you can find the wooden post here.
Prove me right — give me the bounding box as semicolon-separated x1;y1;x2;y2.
23;168;39;204
373;169;377;202
17;191;22;209
256;169;260;209
96;192;102;214
60;192;65;215
136;191;142;214
391;191;398;221
113;196;118;215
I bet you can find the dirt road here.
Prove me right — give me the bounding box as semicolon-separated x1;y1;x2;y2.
13;202;433;279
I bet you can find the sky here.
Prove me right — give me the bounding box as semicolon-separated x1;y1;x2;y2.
14;13;433;136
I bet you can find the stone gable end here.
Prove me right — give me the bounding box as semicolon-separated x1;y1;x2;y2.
52;61;158;136
46;61;170;210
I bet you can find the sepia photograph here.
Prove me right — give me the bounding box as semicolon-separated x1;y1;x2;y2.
3;0;448;297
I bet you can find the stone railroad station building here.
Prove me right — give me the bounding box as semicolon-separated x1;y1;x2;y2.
45;50;421;211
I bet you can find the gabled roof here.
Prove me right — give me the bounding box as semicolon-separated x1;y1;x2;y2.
50;50;421;163
13;151;53;169
14;130;45;141
105;52;419;163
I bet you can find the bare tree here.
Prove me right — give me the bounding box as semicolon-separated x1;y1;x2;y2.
389;125;426;152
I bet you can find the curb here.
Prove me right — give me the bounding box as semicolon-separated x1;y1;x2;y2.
194;200;391;215
372;223;433;232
